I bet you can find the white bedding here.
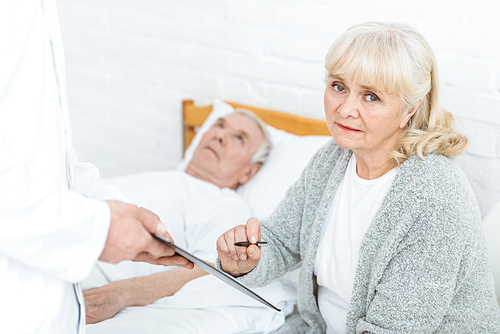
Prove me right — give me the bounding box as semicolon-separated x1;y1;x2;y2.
87;99;331;333
87;275;296;334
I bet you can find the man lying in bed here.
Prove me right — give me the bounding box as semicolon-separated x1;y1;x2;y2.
82;109;272;324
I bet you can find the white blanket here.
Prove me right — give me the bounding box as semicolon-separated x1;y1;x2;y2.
86;274;296;334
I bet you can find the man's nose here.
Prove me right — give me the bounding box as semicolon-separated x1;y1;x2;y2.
215;128;229;144
338;93;360;118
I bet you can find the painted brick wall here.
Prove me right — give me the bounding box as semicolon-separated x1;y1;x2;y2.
56;0;500;217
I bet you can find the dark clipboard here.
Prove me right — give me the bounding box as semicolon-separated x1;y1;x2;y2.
153;234;280;312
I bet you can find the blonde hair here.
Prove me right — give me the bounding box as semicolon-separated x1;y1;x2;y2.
325;22;469;165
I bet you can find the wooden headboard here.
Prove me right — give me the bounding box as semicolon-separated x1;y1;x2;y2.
182;100;330;151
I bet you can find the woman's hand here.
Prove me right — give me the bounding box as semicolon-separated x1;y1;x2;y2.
216;217;262;277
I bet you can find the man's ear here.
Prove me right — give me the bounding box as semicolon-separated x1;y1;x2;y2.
238;163;262;186
400;99;422;129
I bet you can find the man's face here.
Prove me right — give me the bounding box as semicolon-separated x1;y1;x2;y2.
185;113;264;189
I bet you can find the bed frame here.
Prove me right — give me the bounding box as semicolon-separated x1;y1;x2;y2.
182;100;330;150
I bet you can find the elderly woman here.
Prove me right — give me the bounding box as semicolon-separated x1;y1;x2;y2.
216;22;500;333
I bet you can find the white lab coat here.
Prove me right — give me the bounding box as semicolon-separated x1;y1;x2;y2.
0;1;128;333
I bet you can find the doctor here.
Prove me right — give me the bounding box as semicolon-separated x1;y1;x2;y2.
0;1;192;333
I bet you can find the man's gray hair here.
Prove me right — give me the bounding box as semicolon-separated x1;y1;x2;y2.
233;108;272;165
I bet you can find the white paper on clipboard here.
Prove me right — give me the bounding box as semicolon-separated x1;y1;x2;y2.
153;234;281;312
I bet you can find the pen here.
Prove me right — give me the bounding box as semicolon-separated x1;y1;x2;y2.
234;241;268;247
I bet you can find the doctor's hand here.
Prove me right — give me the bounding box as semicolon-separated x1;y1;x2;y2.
216;217;261;277
99;200;194;269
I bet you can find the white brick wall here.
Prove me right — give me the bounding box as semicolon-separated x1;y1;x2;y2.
56;0;500;217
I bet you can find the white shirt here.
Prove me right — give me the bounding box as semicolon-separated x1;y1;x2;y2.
82;171;251;287
314;155;397;334
0;1;127;333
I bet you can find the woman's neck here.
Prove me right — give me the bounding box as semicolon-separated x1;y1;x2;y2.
353;152;396;180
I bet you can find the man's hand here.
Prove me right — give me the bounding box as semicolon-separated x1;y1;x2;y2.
84;266;210;324
99;200;193;269
84;281;128;324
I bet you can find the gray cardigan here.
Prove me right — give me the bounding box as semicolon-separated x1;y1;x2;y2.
232;140;500;333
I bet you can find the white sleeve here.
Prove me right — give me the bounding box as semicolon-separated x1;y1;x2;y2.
0;0;111;283
0;157;112;283
185;196;251;262
70;149;131;203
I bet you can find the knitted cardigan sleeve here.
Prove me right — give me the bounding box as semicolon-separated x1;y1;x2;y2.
230;140;340;288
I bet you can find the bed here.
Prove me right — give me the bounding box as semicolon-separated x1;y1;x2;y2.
180;99;330;219
181;99;330;150
85;99;331;334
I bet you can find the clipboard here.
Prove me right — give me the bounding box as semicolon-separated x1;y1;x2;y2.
153;234;280;312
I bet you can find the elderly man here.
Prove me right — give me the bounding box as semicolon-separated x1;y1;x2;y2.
82;109;272;325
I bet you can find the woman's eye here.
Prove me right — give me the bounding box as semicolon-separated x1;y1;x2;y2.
332;84;345;92
366;94;379;102
236;135;243;142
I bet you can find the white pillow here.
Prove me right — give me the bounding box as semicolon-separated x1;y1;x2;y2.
177;99;234;172
177;99;331;219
